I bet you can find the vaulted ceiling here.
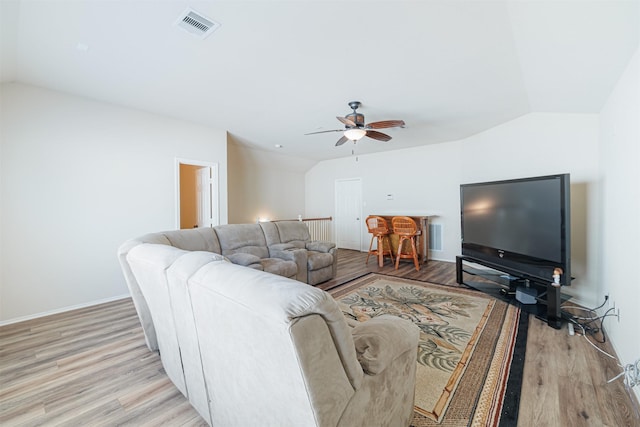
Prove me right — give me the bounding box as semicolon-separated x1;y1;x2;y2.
1;1;637;161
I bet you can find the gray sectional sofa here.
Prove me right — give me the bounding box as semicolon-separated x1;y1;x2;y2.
121;221;336;285
117;221;337;350
117;226;420;426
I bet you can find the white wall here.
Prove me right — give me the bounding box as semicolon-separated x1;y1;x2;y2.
306;113;601;306
0;0;18;82
600;47;639;401
227;138;315;224
0;83;228;322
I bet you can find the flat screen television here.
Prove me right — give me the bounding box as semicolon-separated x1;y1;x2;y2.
460;174;571;287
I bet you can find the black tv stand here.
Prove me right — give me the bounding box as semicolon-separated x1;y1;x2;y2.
456;256;564;329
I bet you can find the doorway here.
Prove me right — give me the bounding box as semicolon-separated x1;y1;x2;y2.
335;178;362;250
175;159;219;229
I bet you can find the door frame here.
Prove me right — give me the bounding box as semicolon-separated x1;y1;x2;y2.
175;158;219;229
334;177;363;251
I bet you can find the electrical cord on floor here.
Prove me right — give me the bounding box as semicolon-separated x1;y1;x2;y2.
577;308;617;344
565;316;620;363
561;298;640;393
561;296;614;344
608;359;639;387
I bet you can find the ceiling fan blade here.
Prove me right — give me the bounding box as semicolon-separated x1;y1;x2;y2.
337;116;357;127
365;120;406;130
304;129;343;135
365;130;392;142
335;135;349;146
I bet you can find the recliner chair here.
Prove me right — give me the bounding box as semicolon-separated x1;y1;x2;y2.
261;221;338;285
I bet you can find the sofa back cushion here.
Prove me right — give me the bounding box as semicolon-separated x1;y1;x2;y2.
117;228;222;352
166;251;225;424
258;221;281;246
126;244;190;395
214;224;270;259
142;228;221;253
273;221;311;249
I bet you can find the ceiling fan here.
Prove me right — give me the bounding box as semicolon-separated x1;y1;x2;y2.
306;101;405;146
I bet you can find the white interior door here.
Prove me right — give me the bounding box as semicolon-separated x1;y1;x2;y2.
335;178;362;250
196;166;213;228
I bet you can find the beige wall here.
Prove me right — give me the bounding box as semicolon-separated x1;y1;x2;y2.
179;164;200;229
0;83;228;322
227;137;315;224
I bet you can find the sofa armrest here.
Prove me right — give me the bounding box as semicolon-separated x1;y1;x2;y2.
351;315;419;375
306;241;338;279
269;246;308;283
306;241;336;253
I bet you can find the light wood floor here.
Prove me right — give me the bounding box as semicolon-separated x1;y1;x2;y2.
1;249;638;426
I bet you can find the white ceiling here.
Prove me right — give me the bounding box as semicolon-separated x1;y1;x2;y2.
1;0;638;161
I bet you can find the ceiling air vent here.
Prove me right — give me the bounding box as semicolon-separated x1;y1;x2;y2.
175;8;220;39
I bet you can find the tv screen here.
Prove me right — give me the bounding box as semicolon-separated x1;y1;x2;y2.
460;174;571;286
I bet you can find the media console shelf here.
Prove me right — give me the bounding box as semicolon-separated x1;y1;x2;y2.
456;255;567;329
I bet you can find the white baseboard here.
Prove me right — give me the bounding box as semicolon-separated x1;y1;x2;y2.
428;255;451;263
0;294;131;327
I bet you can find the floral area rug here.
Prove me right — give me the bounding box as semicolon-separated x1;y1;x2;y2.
329;274;526;426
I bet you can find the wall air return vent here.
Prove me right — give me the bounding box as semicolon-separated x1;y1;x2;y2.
429;223;443;252
175;8;220;39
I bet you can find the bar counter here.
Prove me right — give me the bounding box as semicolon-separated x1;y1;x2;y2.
371;215;430;266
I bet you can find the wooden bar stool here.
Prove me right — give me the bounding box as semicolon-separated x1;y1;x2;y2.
391;216;420;271
365;216;393;267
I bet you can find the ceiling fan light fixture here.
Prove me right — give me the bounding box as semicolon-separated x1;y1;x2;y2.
305;101;404;146
344;128;366;141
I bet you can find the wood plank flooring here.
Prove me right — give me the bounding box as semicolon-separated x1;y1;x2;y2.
1;249;638;426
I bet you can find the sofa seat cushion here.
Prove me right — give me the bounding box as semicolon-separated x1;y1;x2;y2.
227;252;262;267
261;258;297;278
307;251;334;271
